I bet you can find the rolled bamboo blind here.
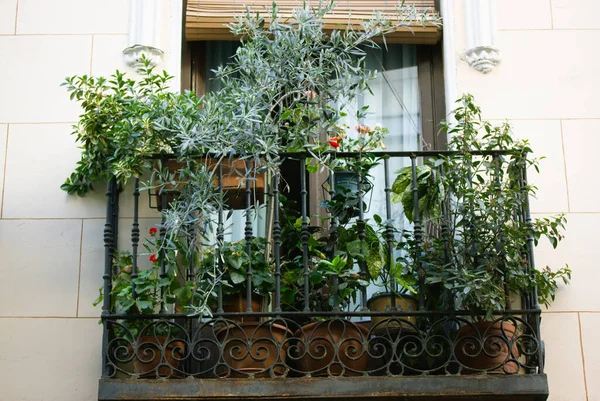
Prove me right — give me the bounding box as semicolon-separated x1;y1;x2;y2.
186;0;441;44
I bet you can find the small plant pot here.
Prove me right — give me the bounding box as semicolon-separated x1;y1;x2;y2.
367;293;418;331
220;293;265;322
332;171;373;195
152;158;265;210
293;319;369;377
334;171;360;193
322;171;374;220
216;322;293;378
132;336;185;378
455;320;519;374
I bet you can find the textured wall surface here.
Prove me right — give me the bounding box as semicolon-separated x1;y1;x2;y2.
454;1;599;399
0;1;131;400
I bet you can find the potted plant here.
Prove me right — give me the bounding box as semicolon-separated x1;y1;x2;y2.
322;123;388;224
94;228;207;378
61;60;202;197
293;255;370;377
200;237;274;320
398;95;571;374
199;237;294;377
363;216;418;332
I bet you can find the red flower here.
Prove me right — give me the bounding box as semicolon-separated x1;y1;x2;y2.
328;139;340;148
149;227;157;236
149;254;158;263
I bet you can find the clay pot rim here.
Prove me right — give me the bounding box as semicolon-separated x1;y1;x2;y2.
457;320;518;337
296;319;369;337
222;292;268;305
135;335;185;346
367;292;418;306
216;321;295;337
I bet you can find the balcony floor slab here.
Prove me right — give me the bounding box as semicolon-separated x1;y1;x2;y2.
99;374;548;401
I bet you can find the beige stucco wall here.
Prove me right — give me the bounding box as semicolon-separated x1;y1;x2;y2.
453;0;600;399
0;1;132;400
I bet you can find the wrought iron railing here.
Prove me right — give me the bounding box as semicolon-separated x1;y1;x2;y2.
99;151;544;380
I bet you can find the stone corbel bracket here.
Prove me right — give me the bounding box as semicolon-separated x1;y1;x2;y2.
123;44;164;70
464;0;500;74
464;45;500;74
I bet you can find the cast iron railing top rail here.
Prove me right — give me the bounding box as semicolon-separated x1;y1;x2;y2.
99;150;544;380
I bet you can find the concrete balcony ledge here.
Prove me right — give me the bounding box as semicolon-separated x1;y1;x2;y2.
98;374;549;401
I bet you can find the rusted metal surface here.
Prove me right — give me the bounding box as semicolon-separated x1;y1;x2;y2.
98;374;548;401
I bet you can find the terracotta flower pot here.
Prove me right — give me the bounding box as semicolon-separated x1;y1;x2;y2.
221;293;265;322
216;322;293;378
132;336;185;378
154;158;265;210
207;158;266;209
367;293;418;331
293;320;369;377
455;320;519;374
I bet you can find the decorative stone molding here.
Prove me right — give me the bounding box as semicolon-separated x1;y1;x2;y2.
124;0;164;71
464;45;500;74
464;0;500;74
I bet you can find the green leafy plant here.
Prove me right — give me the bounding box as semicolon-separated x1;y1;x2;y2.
73;2;440;326
61;58;203;196
312;255;366;311
200;238;275;301
93;227;220;338
391;164;443;223
364;215;418;296
180;1;437;171
406;95;571;320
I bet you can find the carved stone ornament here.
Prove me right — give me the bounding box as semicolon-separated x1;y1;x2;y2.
123;45;164;71
464;46;500;74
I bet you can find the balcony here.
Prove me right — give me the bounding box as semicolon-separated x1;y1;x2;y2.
97;151;550;401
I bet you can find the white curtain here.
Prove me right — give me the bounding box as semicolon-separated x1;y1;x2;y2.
339;44;421;302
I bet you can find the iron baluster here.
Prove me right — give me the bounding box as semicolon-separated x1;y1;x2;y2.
245;159;254;313
111;180;120;276
493;153;510;310
522;155;543;373
217;162;224;314
329;168;340;313
410;156;425;310
383;157;396;307
438;164;453;310
131;178;140;300
273;172;282;313
357;154;368;311
101;177;116;378
300;157;310;312
159;190;167;315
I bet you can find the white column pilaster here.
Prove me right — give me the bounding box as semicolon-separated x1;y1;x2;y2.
464;0;500;74
123;0;165;70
